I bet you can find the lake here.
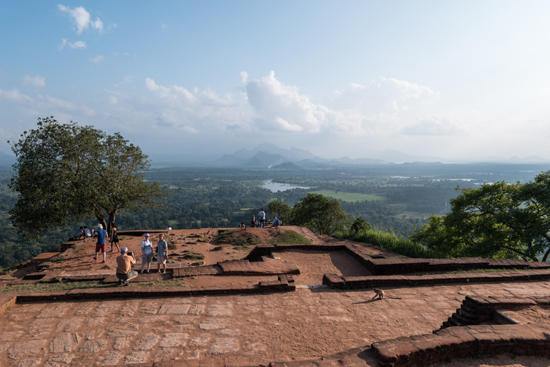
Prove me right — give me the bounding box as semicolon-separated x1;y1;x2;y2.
262;180;310;192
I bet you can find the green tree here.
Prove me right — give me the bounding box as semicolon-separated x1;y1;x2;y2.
411;173;550;261
268;200;292;224
292;193;346;235
350;217;371;233
8;117;167;239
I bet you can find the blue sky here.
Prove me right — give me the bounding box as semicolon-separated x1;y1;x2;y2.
1;1;550;160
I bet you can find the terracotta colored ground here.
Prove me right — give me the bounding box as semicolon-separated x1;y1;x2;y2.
2;227;550;366
2;281;550;366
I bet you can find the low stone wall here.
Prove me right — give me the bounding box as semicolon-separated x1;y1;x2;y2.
323;270;550;289
246;243;550;279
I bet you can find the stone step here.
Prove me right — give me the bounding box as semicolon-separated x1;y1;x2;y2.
103;272;172;284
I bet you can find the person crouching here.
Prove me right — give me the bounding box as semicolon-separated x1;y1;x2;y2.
116;247;138;286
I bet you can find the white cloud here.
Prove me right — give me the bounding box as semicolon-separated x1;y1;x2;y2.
23;75;46;88
91;18;104;33
69;40;87;49
90;55;104;64
240;71;248;84
59;39;87;50
161;23;168;31
0;88;33;103
58;5;103;34
245;71;367;134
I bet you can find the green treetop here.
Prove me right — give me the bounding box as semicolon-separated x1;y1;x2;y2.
8;117;167;239
291;193;346;235
411;171;550;262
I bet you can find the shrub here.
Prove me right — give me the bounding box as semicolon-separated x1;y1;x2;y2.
334;229;442;259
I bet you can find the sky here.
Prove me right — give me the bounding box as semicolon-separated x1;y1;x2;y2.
1;1;550;161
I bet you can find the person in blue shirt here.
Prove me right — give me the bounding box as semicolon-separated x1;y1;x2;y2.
93;224;108;263
272;217;281;227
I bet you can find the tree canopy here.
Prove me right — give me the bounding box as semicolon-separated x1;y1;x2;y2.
8;117;167;239
291;193;346;235
267;200;292;224
410;171;550;262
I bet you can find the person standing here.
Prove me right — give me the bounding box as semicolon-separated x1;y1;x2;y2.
109;224;120;252
116;247;138;285
258;208;266;228
141;233;153;274
250;215;256;228
93;224;107;263
156;234;169;273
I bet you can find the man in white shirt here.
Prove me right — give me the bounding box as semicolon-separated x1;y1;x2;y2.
258;209;266;228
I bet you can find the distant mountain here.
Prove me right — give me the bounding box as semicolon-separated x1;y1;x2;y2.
332;156;388;165
366;149;443;163
213;143;321;167
243;152;288;168
506;156;550;164
0;151;15;167
270;162;301;170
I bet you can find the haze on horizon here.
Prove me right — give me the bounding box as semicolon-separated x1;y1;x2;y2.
1;1;550;162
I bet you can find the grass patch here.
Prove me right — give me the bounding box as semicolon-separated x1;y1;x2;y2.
211;246;223;251
218;230;261;248
168;242;177;250
133;279;187;287
309;190;385;203
217;229;239;243
182;251;205;261
233;246;250;251
0;280;112;293
334;229;442;259
269;230;311;245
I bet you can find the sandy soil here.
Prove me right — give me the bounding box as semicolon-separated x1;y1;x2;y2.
501;305;550;325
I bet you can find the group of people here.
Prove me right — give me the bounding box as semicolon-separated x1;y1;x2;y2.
241;208;281;229
114;232;169;285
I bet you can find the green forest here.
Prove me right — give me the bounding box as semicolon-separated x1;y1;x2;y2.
0;162;548;269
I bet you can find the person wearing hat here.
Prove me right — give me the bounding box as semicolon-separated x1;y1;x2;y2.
116;247;138;285
93;224;108;263
140;233;153;274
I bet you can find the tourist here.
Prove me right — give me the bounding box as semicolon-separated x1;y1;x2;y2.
250;215;256;228
141;233;153;274
83;226;91;237
272;217;281;227
258;208;266;228
240;222;246;230
75;226;84;240
166;226;172;230
156;234;169;273
93;224;107;263
109;224;120;252
116;247;138;285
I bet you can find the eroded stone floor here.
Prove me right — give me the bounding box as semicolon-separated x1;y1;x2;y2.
2;280;550;366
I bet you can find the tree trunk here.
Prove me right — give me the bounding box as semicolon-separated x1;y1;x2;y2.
542;247;550;263
94;213;107;234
